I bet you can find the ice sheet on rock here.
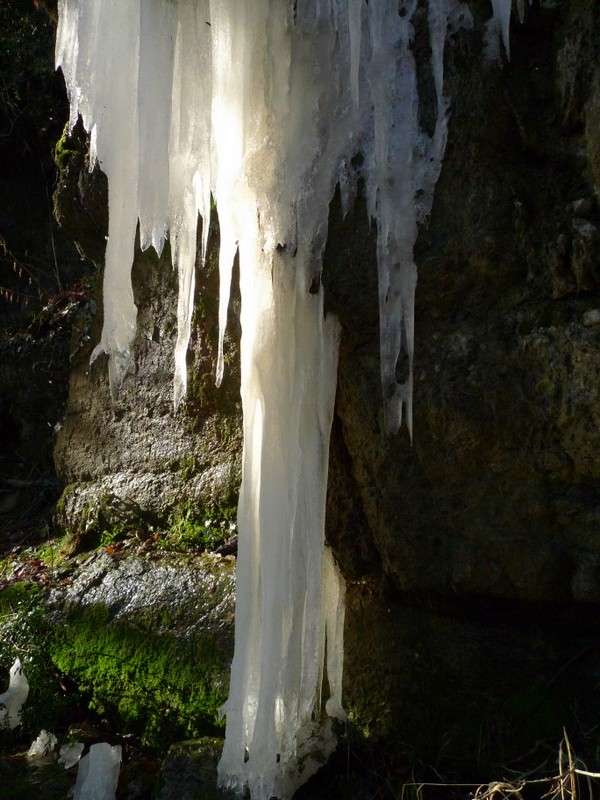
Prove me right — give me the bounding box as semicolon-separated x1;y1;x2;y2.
0;658;29;730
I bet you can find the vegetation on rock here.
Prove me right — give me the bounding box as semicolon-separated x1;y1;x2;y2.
0;543;234;754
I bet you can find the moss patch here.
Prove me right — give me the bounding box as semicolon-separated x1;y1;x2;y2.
0;558;232;754
160;504;237;553
52;125;82;172
49;603;227;750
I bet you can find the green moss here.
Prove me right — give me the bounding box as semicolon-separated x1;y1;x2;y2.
49;603;227;750
0;581;43;616
165;453;205;480
56;487;146;551
160;504;237;553
54;483;74;517
0;570;231;751
31;535;70;569
52;125;82;172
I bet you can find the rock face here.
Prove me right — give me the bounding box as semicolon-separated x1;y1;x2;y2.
46;549;236;749
52;142;242;535
50;0;600;779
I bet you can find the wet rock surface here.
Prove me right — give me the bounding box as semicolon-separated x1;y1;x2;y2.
48;549;236;641
157;738;235;800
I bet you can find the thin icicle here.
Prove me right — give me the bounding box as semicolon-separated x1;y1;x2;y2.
210;0;248;388
485;0;530;62
491;0;513;59
170;1;213;406
348;0;362;109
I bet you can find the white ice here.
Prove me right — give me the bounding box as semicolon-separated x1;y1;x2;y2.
485;0;531;61
27;729;58;757
56;1;479;798
0;657;29;730
73;742;121;800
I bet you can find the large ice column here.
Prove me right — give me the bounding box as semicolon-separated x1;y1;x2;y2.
213;7;350;797
218;232;344;800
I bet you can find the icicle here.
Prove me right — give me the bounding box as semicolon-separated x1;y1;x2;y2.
485;0;530;62
169;1;212;408
348;0;362;109
137;0;176;256
491;0;513;59
363;1;418;436
323;546;346;721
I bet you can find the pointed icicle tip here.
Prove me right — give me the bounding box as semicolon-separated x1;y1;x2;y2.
89;344;131;401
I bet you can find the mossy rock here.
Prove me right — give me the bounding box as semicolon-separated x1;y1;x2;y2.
0;550;235;754
50;603;228;750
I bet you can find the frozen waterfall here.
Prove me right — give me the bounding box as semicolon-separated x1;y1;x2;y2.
55;1;520;798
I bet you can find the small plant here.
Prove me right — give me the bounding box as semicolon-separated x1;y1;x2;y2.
99;525;127;549
160;506;237;553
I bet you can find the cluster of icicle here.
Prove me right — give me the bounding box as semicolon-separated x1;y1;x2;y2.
55;1;524;798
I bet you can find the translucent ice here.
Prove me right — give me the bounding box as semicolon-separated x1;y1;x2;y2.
0;657;29;729
59;741;85;769
73;742;121;800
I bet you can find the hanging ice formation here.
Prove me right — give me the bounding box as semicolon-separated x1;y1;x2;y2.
56;1;520;798
485;0;531;61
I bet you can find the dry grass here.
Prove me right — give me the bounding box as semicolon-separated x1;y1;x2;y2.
397;730;600;800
